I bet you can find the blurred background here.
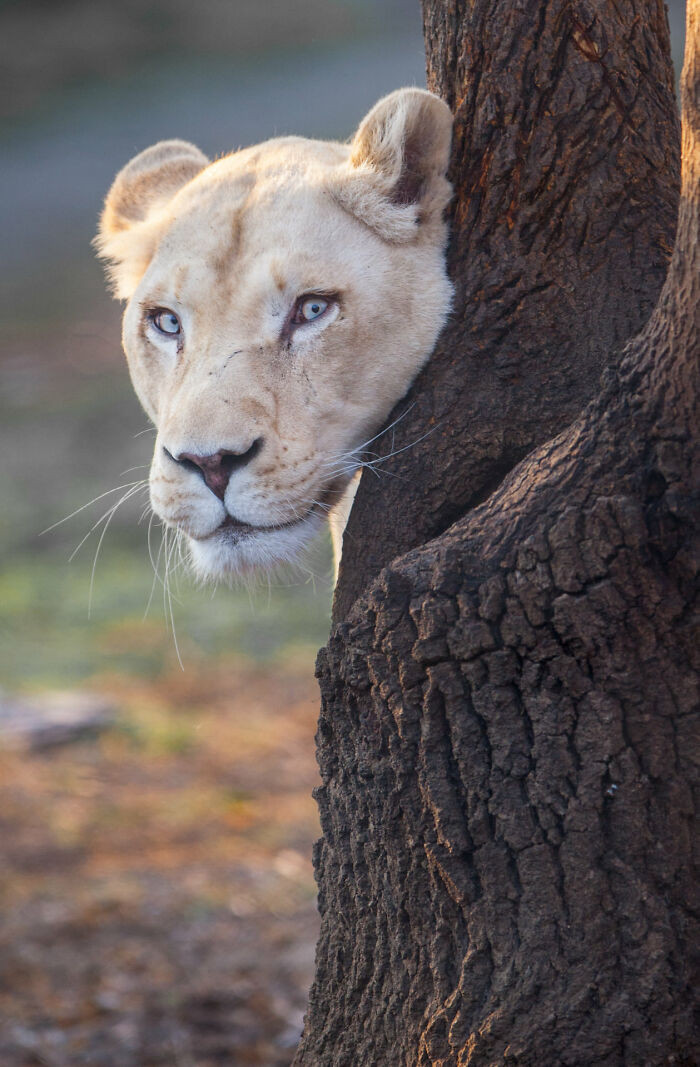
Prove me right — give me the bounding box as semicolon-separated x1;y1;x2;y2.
0;1;687;1064
0;3;427;1064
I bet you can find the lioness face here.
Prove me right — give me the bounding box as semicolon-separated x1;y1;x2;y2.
97;89;453;578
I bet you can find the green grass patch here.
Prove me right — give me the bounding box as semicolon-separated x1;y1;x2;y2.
0;542;333;691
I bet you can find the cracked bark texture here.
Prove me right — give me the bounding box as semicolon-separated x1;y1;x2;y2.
295;2;698;1064
334;0;680;621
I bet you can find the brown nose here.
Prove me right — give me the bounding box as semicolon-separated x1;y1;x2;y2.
167;439;262;501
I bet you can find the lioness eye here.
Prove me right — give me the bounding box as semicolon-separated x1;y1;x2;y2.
296;297;329;323
151;308;181;336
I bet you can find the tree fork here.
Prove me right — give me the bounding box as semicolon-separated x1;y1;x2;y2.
296;1;697;1064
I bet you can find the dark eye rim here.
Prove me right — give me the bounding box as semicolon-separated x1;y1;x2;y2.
285;291;340;336
149;307;182;337
291;295;329;325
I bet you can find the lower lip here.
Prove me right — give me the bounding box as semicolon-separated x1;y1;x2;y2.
212;512;307;541
220;515;257;534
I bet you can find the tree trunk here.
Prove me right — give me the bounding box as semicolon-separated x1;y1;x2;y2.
295;2;698;1065
334;0;680;621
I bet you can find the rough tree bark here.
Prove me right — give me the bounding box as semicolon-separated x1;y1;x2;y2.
295;1;697;1065
335;0;680;620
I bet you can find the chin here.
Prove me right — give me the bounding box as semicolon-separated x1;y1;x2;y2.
186;511;325;582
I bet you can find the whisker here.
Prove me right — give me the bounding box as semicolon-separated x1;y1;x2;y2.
67;482;148;563
85;483;149;617
164;530;184;671
171;528;188;594
363;422;441;468
119;464;151;477
40;480;146;535
343;403;416;457
162;527;170;626
143;514;165;620
320;409;441;487
300;497;332;513
163;531;184;609
323;421;442;486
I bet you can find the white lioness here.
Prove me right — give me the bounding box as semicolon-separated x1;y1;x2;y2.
97;88;453;579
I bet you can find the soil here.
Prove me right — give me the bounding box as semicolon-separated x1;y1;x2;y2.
0;661;322;1067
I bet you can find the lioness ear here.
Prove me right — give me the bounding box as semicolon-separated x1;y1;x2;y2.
96;139;209;298
334;88;453;242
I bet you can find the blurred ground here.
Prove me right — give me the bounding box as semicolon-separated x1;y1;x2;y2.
0;658;321;1066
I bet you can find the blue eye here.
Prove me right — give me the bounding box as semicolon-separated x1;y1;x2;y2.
295;296;329;324
301;298;327;321
151;308;181;336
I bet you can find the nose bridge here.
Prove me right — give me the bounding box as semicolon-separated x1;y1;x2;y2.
161;352;263;455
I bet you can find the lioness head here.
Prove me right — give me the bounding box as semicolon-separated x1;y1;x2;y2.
96;88;453;579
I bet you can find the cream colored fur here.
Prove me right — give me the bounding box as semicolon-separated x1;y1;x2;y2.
96;88;453;581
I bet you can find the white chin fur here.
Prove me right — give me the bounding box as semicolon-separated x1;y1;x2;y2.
186;512;324;581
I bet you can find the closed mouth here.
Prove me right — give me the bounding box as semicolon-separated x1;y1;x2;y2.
205;510;311;541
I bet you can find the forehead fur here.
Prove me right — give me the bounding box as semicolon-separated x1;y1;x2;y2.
99;87;453;300
118;138;351;301
162;137;352;243
142;140;390;304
